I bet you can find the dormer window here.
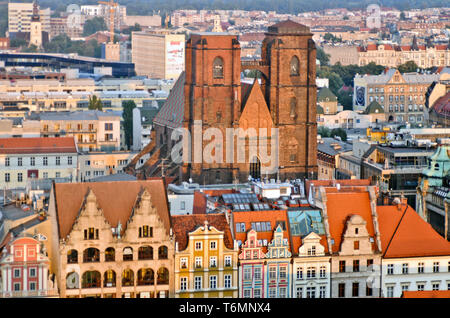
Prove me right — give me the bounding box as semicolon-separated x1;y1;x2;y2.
213;57;224;78
307;245;316;256
139;225;153;238
84;228;98;240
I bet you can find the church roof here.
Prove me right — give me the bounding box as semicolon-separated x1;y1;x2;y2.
153;72;185;129
267;19;310;34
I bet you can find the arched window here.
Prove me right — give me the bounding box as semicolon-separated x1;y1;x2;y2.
290;56;300;76
158;246;168;259
103;270;116;287
122;269;134;287
83;248;100;263
105;247;115;262
82;271;101;288
138;246;153;260
123;246;133;261
157;267;169;285
213;57;224;78
67;249;78;264
137;268;154;286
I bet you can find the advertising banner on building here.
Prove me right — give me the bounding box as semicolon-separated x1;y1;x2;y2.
166;39;184;79
355;86;366;106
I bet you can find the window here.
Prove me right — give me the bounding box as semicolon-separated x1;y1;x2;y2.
307;267;316;279
29;268;36;277
296;287;303;298
367;259;374;268
243;289;251;298
17;173;23;182
254;288;262;298
243;267;251;281
279;267;287;279
105;123;113;131
195;257;202;269
14;283;20;291
68;156;72;165
387;264;394;275
17;157;22;166
224;274;231;289
433;262;440;273
366;283;373;296
307;245;316;256
56;156;61;166
254;267;262;280
210;241;217;250
320;266;326;278
386;286;394;298
417;283;425;291
180;258;188;269
180;201;185;210
30;157;35;166
401;284;409;293
14;269;21;278
5;157;9;167
209;257;217;268
139;225;153;238
339;261;346;273
319;286;326;298
290;55;300;76
269;266;277;280
279;287;287;298
55;172;61;178
43;172;48;179
194;276;202;290
195;242;202;251
418;262;424;273
213;57;224;78
353;260;360;272
354;241;359;250
180;277;187;291
224;255;232;267
338;283;345;298
209;276;217;289
297;267;303;279
29;282;36;291
432;283;440;291
352;282;359;297
5;173;10;183
402;263;409;274
269;288;276;298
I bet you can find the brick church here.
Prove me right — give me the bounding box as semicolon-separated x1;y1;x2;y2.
127;20;318;184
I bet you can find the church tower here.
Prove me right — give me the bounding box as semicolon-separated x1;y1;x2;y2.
260;20;318;180
29;1;42;48
182;33;241;184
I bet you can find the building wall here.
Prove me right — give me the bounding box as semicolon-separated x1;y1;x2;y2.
381;256;450;298
132;33;166;78
322;45;359;66
77;152;137;181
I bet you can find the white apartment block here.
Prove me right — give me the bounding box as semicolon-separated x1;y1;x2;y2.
8;2;50;33
0;137;78;189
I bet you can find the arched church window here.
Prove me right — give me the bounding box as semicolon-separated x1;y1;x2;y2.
290;56;300;76
213;57;224;78
290;97;297;118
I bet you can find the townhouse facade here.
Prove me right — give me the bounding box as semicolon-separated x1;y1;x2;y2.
78;151;138;182
0;137;78;189
48;180;174;298
172;214;239;298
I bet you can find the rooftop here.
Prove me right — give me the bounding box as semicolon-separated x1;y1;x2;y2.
0;137;77;154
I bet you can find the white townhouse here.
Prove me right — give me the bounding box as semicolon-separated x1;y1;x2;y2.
0;137;78;189
377;204;450;298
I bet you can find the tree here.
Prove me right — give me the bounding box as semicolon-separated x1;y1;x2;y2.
316;47;330;67
318;126;331;138
330;128;347;141
122;100;137;149
88;95;103;111
398;61;419;73
83;17;107;37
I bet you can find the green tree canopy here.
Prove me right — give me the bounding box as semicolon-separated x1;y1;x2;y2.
88;95;103;111
83;17;107;37
122;100;137;149
398;61;419;73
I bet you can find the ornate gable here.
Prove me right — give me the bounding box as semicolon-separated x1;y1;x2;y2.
298;232;325;256
64;188;114;244
266;225;291;259
238;229;265;260
339;215;373;255
122;187;170;241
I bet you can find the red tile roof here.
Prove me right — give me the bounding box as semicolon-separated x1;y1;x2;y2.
53;180;171;239
232;210;290;253
193;191;207;214
325;191;377;254
402;290;450;298
377;204;450;258
0;137;77;154
172;214;234;251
